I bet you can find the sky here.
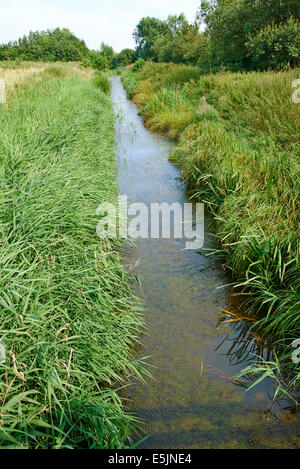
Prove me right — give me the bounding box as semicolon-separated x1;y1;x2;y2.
0;0;201;52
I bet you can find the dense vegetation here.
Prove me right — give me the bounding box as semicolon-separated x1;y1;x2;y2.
0;29;135;71
0;28;89;62
1;1;299;73
133;14;210;66
133;0;300;70
122;62;300;399
0;67;144;448
199;0;300;70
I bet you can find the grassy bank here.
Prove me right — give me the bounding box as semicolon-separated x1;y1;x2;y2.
0;62;93;100
0;69;143;448
122;63;300;399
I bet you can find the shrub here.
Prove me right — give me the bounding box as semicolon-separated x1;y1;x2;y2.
132;58;145;72
81;57;93;68
89;51;109;71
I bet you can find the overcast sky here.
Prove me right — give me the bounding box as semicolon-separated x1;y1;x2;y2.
0;0;201;52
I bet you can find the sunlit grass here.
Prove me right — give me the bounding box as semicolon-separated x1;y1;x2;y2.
0;62;94;103
0;72;145;448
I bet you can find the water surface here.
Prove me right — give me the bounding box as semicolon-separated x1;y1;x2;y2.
110;76;300;449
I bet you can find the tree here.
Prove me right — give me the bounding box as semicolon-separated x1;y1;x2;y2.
246;17;300;69
133;17;169;60
89;50;109;70
150;15;207;64
100;42;115;68
198;0;300;68
166;13;190;37
133;14;206;64
0;28;89;62
113;48;135;67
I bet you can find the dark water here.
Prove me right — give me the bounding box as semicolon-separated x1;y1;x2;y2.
110;76;300;449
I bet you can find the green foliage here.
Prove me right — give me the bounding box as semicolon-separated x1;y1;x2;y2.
133;14;207;65
132;58;145;72
113;48;135;68
199;0;300;69
0;29;118;73
81;56;93;68
82;44;117;71
121;70;138;98
0;72;144;448
152;15;207;65
0;28;89;62
133;16;170;59
92;72;110;94
100;42;115;68
88;50;109;70
131;3;300;70
246;17;300;69
2;2;299;72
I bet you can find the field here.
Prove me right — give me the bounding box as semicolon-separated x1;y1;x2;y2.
0;62;95;100
0;65;144;448
122;63;300;397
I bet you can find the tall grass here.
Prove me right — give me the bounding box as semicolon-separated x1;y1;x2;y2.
0;64;46;99
121;71;138;99
92;71;110;94
0;71;144;448
122;63;300;399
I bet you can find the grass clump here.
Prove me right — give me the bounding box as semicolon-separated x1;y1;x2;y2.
92;72;110;94
0;73;144;448
122;62;300;399
44;63;71;78
121;70;138;98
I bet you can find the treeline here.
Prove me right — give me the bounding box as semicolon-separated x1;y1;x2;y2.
0;28;89;62
1;1;300;72
0;28;136;69
199;0;300;70
133;14;210;66
134;0;300;71
82;43;135;69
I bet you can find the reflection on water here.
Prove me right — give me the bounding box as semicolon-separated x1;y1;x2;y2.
109;76;300;449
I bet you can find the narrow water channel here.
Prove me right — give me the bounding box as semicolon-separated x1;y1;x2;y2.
110;76;300;449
